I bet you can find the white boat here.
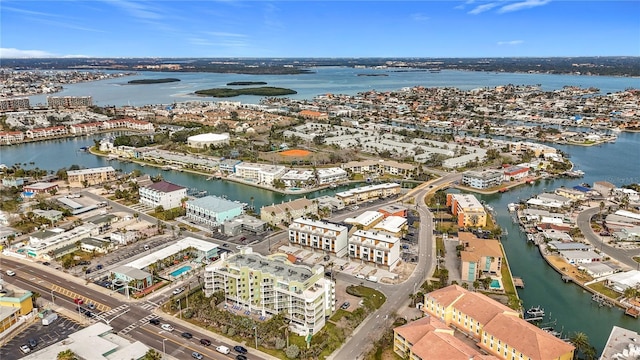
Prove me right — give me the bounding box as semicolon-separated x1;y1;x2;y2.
526;306;545;318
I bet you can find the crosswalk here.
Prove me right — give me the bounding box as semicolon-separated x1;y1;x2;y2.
139;301;159;311
100;304;129;317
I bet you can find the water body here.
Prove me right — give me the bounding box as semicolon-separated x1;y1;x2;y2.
10;71;640;352
28;67;640;107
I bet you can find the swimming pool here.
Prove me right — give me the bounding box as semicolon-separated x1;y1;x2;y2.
170;265;192;277
490;279;501;289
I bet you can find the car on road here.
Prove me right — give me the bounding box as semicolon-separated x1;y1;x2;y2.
223;243;229;247
199;338;211;346
19;345;31;354
234;345;248;354
42;262;51;266
341;301;350;310
149;318;161;325
355;274;365;279
240;236;246;241
181;332;193;339
5;270;16;276
74;298;84;305
96;264;103;270
172;287;185;295
161;324;174;331
191;351;203;359
236;355;248;360
216;345;230;354
88;302;96;310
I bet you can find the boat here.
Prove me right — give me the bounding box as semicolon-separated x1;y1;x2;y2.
526;306;545;318
329;183;337;189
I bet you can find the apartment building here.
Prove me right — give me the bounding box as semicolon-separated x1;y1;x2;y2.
462;169;504;190
0;97;30;111
185;195;244;228
345;211;384;231
502;165;530;181
0;131;25;144
260;198;318;225
69;122;103;135
138;180;187;210
335;183;401;205
203;249;335;336
348;229;400;270
103;118;154;132
446;193;487;227
25;126;68;139
235;162;287;186
288;218;349;257
316;167;348;185
423;285;574;360
67;166;116;187
25;224;99;260
47;96;93;108
459;232;503;282
341;159;415;177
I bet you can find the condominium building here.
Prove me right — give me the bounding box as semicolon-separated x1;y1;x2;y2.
235;162;286;186
316;167;348;185
348;229;400;270
0;97;30;111
341;159;416;177
288;218;349;257
423;285;574;360
459;232;503;282
25;224;99;260
138;180;187;210
185;195;244;228
47;96;93;108
203;249;335;336
0;131;25;144
260;198;318;225
446;193;487;227
502;165;530;181
335;183;401;205
25;126;68;139
67;166;117;187
461;170;504;190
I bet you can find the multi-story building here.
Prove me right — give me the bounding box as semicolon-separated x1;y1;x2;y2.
335;183;401;205
47;96;93;108
67;166;116;187
139;180;187;210
69;122;103;135
25;224;99;260
203;249;335;336
25;126;68;139
341;159;415;177
23;182;59;194
502;165;530;181
423;285;574;360
348;229;400;270
0;97;30;112
185;195;244;228
345;211;384;230
0;131;25;144
459;232;503;282
316;167;348;185
260;198;318;225
288;218;349;257
461;169;504;189
235;162;286;186
0;288;34;332
446;193;487;227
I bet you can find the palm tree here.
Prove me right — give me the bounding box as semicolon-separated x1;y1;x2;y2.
570;332;591;360
57;349;78;360
623;287;638;301
141;349;162;360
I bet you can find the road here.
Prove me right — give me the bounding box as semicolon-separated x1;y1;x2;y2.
576;207;640;269
329;173;460;360
0;257;270;360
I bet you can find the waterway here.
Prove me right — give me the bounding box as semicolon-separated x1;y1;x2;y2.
8;71;640;352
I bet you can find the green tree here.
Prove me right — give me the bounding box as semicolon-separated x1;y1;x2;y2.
57;349;78;360
141;349;163;360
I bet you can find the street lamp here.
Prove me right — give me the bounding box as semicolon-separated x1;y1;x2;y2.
51;289;55;305
253;326;258;349
162;338;168;359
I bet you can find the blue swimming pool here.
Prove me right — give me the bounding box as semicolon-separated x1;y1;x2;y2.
490;279;501;288
170;266;192;277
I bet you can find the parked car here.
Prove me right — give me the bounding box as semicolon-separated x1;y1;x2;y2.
216;345;230;354
181;332;193;339
6;270;16;276
149;318;161;325
199;338;211;346
234;345;248;354
341;301;350;310
19;345;31;354
96;264;103;270
191;351;203;360
161;323;174;331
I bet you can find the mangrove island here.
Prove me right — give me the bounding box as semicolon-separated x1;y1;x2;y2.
128;78;181;84
194;86;297;98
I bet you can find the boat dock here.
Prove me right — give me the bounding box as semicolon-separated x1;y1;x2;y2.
513;277;525;288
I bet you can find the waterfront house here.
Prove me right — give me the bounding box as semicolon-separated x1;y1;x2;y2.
0;131;25;144
234;162;286;186
185;196;244;228
579;262;615;278
600;326;640;360
593;181;616;198
555;187;587;201
605;270;640;292
138;180;187;210
559;249;603;264
502;165;530;182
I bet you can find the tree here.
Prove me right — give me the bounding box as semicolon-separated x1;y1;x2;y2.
570;332;596;360
141;349;163;360
57;350;78;360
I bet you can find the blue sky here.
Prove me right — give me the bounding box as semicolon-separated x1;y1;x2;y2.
1;1;638;58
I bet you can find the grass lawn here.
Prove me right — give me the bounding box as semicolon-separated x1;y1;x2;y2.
587;281;621;300
633;256;640;263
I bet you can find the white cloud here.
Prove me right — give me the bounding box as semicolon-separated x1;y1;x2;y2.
411;13;430;22
107;0;163;20
497;40;524;45
204;32;247;38
498;0;551;13
468;2;499;15
0;48;55;58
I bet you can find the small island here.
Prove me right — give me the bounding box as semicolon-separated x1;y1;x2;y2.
128;78;181;84
195;87;297;98
226;81;268;86
356;73;389;77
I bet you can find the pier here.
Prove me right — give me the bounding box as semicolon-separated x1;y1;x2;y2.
513;277;525;288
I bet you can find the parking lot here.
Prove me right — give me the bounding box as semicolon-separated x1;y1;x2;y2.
0;315;83;360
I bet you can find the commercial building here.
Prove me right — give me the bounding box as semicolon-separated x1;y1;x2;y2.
373;216;407;237
348;229;400;270
335;183;401;205
423;285;574;360
600;326;640;360
186;132;230;148
186;195;244;228
458;232;503;282
220;215;267;236
0;289;34;332
502;165;530;181
288;218;349;257
261;198;318;225
138;180;187;210
67;166;117;187
461;169;504;190
24;224;99;260
23;182;59;194
446;193;487;228
47;96;93;108
378;204;408;218
203;249;335;336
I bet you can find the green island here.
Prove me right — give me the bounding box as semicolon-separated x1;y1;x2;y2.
127;78;181;84
194;86;297;97
226;81;268;86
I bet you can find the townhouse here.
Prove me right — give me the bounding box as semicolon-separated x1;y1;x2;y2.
288;217;349;257
348;229;400;270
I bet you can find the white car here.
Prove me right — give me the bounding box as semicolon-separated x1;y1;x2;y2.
215;345;230;354
161;323;174;331
172;287;184;295
19;345;31;354
6;270;16;276
355;274;365;279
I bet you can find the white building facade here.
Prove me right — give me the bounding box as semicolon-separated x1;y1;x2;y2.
288;218;349;257
138;180;187;209
348;229;400;270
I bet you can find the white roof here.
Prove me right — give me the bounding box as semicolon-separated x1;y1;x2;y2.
606;270;640;290
345;211;383;226
127;236;218;269
374;216;407;233
188;132;229;142
67;166;115;176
